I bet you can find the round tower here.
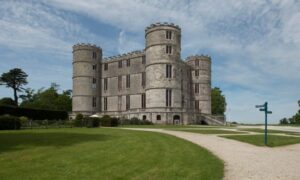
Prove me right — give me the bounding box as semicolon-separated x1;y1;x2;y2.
145;22;182;110
72;43;102;116
187;55;212;114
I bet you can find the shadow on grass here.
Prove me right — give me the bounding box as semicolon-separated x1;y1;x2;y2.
0;131;112;153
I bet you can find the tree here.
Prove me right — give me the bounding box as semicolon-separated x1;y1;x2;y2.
279;118;288;125
0;97;17;106
0;68;28;105
211;87;226;115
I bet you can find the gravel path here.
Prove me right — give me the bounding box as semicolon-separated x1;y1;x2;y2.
126;128;300;180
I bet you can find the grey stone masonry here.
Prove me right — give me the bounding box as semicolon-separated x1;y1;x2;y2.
72;23;225;125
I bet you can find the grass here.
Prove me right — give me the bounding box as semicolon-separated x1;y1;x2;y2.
0;128;223;180
238;128;290;134
172;129;246;134
119;124;221;129
221;134;300;147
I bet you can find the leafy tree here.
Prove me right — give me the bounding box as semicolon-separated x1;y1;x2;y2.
0;68;28;105
0;97;17;106
20;83;72;111
211;87;226;115
279;118;288;125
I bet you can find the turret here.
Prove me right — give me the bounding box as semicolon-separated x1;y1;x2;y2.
72;43;102;115
186;55;211;114
145;22;182;109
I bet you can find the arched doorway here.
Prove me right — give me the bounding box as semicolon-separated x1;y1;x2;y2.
173;115;180;125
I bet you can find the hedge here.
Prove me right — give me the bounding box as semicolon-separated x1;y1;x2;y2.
0;115;21;130
0;105;68;120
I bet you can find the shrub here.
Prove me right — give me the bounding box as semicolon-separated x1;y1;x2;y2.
0;115;21;130
74;113;84;127
85;117;101;128
110;117;119;127
100;115;111;127
120;117;153;125
19;116;29;126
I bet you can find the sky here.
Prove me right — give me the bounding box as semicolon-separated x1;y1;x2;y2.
0;0;299;124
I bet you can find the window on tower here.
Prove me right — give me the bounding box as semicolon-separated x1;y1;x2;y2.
92;52;97;59
166;45;172;54
126;95;130;110
126;59;130;67
104;63;108;71
166;30;172;39
104;78;108;91
142;56;146;64
104;97;107;111
166;89;172;107
141;93;146;109
166;64;172;78
126;75;130;88
118;61;122;68
195;83;199;94
195;69;199;77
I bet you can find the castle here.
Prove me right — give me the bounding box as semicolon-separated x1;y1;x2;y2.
72;23;225;125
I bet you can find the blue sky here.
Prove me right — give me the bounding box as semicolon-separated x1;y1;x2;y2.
0;0;299;124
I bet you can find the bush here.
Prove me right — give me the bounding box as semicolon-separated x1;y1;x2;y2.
100;115;112;127
0;115;21;130
120;117;153;125
19;116;29;126
74;113;84;127
85;117;101;128
0;105;68;120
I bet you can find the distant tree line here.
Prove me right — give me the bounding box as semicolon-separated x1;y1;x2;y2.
279;100;300;125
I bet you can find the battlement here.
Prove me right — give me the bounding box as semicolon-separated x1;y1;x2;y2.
103;50;145;62
73;43;101;51
186;55;211;61
145;22;181;32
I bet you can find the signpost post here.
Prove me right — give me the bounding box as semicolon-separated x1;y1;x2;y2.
255;102;272;145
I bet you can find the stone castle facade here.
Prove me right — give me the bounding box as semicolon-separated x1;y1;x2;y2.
72;23;225;125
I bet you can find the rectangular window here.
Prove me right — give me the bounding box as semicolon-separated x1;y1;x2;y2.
142;56;146;64
126;75;130;88
92;78;96;84
126;59;130;67
92;97;96;107
195;100;199;110
126;95;130;110
195;69;199;76
118;61;122;68
195;83;199;94
166;89;172;107
166;45;172;54
92;64;97;70
118;96;122;111
118;76;122;90
141;72;146;87
104;78;108;91
166;30;172;39
92;52;97;59
195;60;199;66
166;64;172;78
141;93;146;109
104;63;108;71
104;97;107;111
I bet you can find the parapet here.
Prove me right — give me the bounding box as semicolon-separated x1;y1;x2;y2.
72;43;102;52
186;55;211;62
145;22;181;32
103;49;145;62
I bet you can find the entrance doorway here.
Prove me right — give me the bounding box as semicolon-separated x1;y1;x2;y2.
173;115;180;125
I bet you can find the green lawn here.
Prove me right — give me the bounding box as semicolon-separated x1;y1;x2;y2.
238;128;290;134
0;128;223;180
221;134;300;147
172;129;246;134
120;124;220;129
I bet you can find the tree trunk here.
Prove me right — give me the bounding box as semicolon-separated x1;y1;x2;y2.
13;88;18;106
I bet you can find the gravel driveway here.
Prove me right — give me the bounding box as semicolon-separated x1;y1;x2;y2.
126;128;300;180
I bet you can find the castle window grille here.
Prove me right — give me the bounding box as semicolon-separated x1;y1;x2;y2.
166;45;172;54
166;64;172;78
195;70;199;77
166;89;172;107
195;60;199;66
195;100;199;110
195;83;199;94
166;30;172;39
104;97;107;111
141;72;146;87
92;64;97;70
141;93;146;109
126;75;130;88
142;56;146;64
126;59;130;67
104;63;108;71
92;97;96;107
126;95;130;110
92;52;97;59
119;61;122;68
118;76;122;90
104;78;108;91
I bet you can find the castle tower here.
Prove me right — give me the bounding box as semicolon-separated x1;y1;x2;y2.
145;23;182;121
72;43;102;116
187;55;212;114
